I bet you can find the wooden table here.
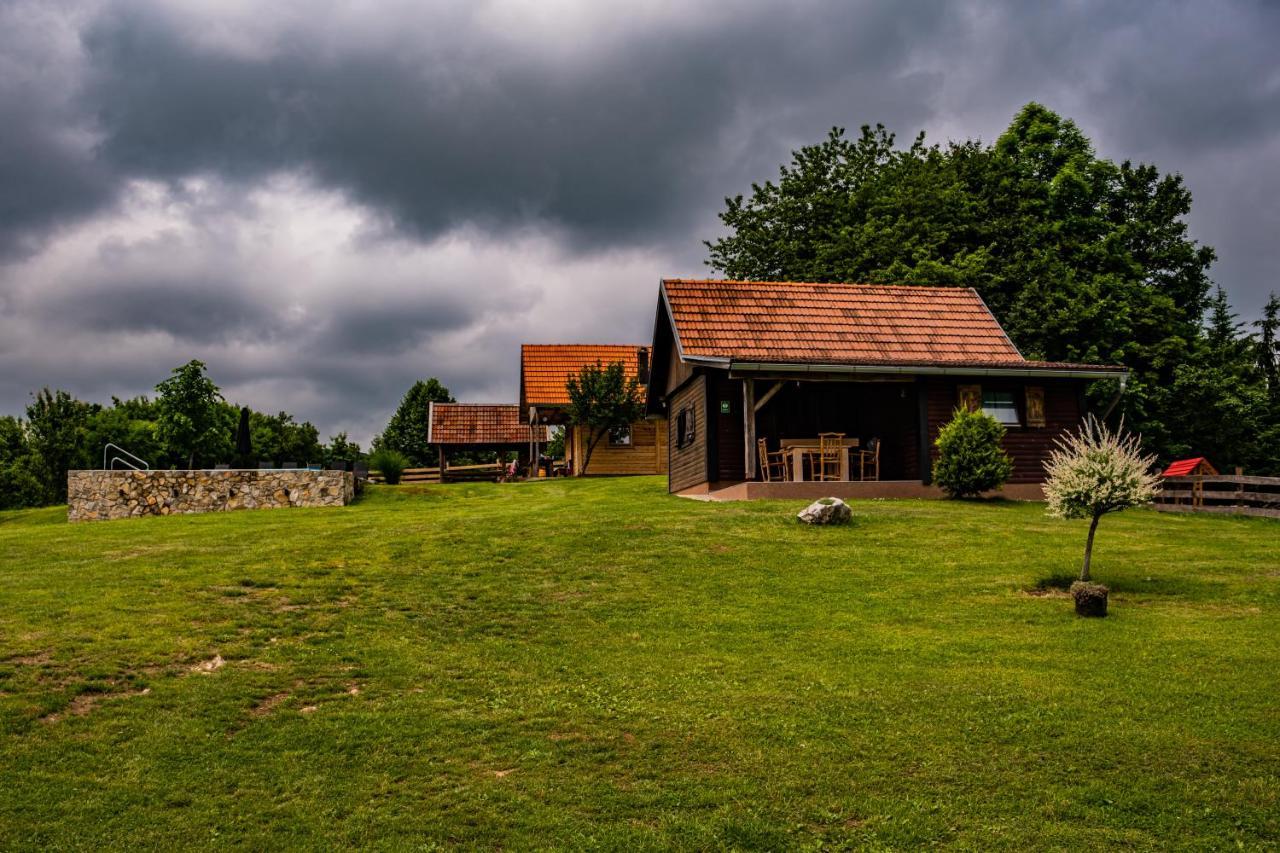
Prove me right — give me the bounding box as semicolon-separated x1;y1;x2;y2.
780;437;860;482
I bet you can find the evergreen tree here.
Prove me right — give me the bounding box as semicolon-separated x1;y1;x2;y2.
373;378;454;466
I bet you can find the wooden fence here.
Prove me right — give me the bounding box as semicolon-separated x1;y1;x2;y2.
366;463;504;485
1154;475;1280;520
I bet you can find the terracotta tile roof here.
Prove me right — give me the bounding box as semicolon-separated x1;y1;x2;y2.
663;279;1033;366
521;344;651;408
428;403;547;445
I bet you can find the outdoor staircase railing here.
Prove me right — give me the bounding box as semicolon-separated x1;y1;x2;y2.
103;443;150;471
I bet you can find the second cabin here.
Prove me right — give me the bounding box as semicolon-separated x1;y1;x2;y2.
520;344;668;476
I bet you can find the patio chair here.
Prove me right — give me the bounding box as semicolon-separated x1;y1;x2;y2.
280;462;297;469
857;438;881;481
757;438;790;482
258;461;274;470
814;432;845;482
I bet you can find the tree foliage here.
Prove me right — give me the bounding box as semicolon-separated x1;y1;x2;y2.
25;388;94;503
373;379;454;466
0;363;355;509
1044;416;1160;582
154;360;234;468
707;102;1280;474
565;361;644;474
932;408;1014;498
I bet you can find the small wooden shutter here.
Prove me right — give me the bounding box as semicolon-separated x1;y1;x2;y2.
957;384;982;413
1025;386;1046;427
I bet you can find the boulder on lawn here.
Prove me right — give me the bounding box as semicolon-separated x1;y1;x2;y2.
797;497;852;525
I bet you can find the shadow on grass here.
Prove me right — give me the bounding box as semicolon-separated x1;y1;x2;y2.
1032;571;1225;598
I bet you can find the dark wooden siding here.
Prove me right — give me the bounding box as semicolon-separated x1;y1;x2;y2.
710;373;746;483
925;379;1086;484
668;376;708;492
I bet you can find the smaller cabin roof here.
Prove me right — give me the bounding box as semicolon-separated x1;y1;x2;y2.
1162;457;1217;477
521;344;651;409
428;403;548;446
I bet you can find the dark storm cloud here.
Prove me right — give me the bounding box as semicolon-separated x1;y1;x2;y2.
1;0;1278;443
73;0;949;250
39;278;269;343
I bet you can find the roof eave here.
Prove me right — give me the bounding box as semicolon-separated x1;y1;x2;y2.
727;361;1128;380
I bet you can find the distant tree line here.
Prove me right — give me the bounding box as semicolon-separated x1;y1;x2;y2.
708;102;1280;474
0;365;467;509
0;360;364;509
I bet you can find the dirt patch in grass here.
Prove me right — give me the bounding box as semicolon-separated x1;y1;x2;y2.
41;686;150;724
191;655;225;673
250;691;292;717
4;651;52;666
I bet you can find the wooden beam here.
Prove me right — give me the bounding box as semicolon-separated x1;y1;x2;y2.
753;381;784;413
916;380;932;485
743;379;756;479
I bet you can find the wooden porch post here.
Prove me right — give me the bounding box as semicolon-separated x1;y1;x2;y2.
743;379;756;480
916;380;932;485
438;445;447;484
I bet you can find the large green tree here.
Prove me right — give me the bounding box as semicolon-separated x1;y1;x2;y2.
706;102;1280;471
373;378;454;466
25;388;94;502
154;360;234;468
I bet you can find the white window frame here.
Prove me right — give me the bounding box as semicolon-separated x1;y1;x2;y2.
981;390;1020;426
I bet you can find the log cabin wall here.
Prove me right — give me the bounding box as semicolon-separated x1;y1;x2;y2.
924;378;1085;484
668;375;708;492
570;418;669;476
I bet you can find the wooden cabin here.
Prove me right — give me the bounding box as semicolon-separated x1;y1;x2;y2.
427;402;548;472
645;279;1129;499
520;344;668;476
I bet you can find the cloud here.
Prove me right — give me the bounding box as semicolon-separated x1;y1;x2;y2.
1;0;1278;444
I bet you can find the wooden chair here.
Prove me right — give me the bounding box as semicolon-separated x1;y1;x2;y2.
857;438;880;481
814;432;845;481
757;438;790;482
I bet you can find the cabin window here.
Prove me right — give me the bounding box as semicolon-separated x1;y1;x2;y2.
608;424;632;446
981;390;1020;425
675;406;696;449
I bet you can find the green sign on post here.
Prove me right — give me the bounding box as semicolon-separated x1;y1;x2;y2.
719;400;731;415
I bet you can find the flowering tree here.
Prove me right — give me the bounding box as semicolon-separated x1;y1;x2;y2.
1044;416;1161;581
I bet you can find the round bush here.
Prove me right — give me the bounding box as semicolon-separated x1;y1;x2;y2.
369;449;410;485
932;407;1014;498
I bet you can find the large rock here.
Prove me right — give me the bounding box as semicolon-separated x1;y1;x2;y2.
797;497;853;525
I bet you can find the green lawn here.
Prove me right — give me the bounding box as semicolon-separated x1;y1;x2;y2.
1;478;1277;849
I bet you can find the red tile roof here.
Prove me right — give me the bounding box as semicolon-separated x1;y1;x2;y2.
428;403;548;445
661;279;1120;372
521;344;650;408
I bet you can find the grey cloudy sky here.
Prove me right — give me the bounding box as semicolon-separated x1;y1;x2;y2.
2;0;1278;444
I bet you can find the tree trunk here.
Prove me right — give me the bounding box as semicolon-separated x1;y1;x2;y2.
1080;512;1102;582
580;428;606;475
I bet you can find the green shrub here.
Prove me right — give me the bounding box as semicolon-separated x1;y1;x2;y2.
933;407;1013;498
369;449;410;485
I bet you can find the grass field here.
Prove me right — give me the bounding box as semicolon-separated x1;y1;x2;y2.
1;477;1277;849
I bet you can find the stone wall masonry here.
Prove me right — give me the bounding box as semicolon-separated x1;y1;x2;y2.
68;469;357;522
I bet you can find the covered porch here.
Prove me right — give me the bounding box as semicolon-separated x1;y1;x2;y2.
711;371;931;484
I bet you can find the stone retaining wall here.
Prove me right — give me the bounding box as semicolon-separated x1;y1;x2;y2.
68;469;356;522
